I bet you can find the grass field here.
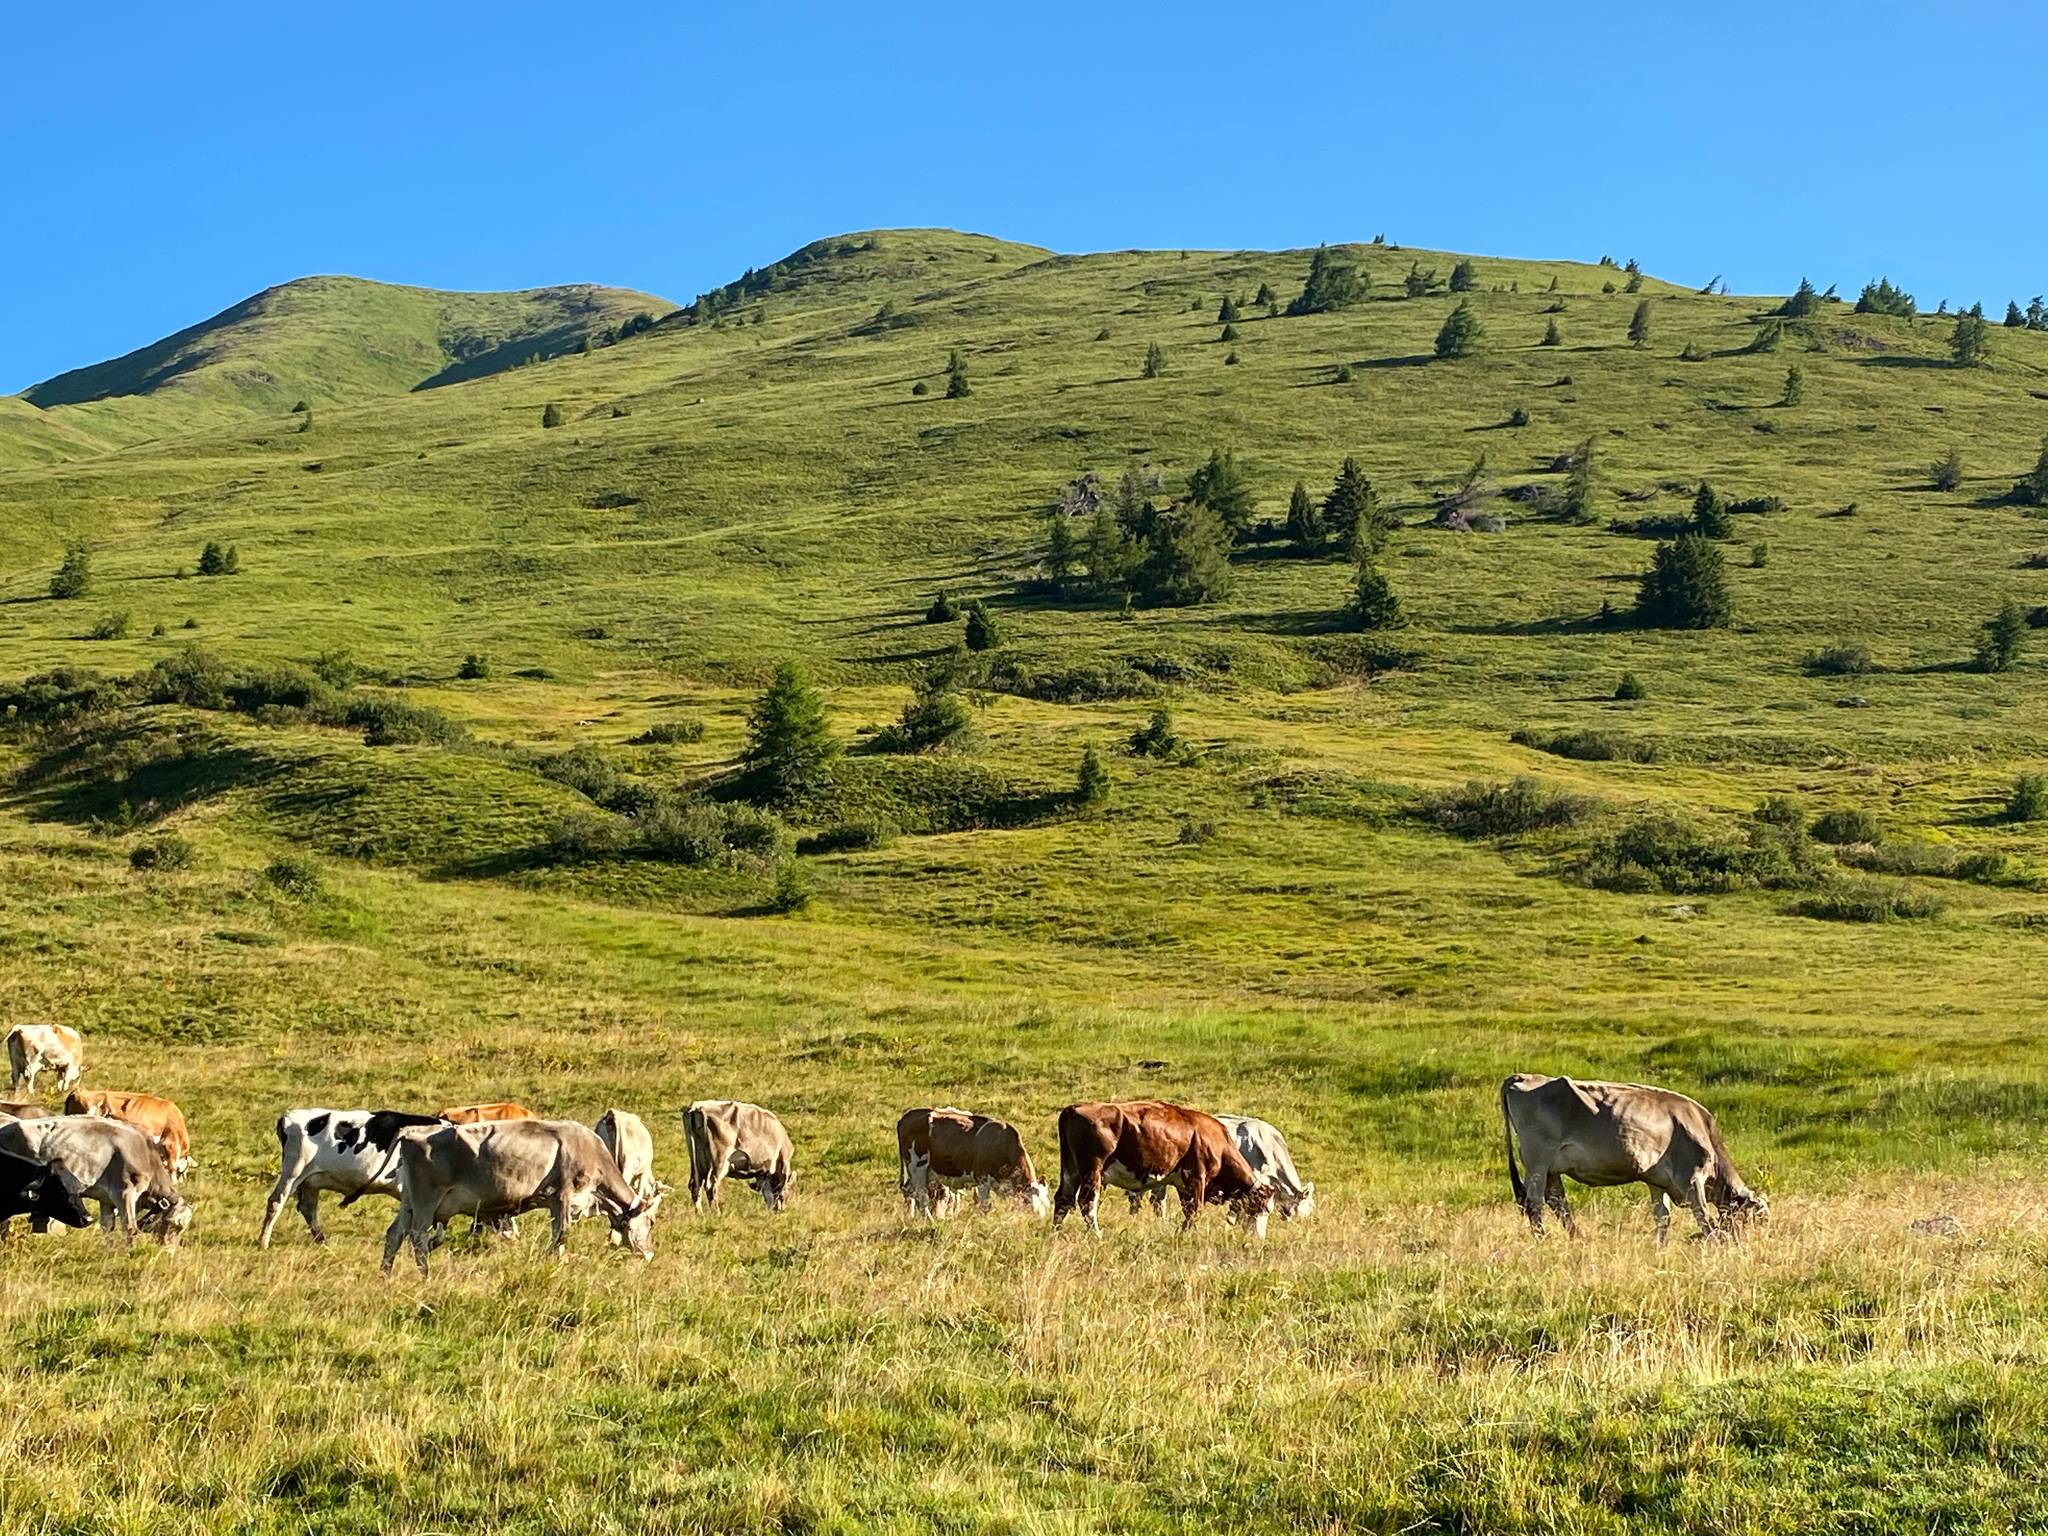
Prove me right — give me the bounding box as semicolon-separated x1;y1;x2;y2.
3;228;2048;1531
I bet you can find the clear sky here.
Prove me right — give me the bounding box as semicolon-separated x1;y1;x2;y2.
6;0;2045;393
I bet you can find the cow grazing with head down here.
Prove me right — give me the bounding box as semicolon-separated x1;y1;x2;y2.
1053;1101;1274;1237
897;1107;1049;1219
6;1024;83;1099
1128;1113;1315;1222
438;1101;536;1125
0;1115;189;1246
1500;1074;1768;1244
0;1145;94;1233
65;1089;191;1178
593;1109;662;1243
258;1108;445;1247
370;1118;655;1274
682;1100;793;1211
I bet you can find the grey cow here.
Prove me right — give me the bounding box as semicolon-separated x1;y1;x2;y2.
682;1099;793;1211
1499;1074;1767;1244
0;1114;190;1245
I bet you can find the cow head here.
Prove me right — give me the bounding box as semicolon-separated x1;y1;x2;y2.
1284;1182;1316;1221
758;1170;792;1211
139;1192;192;1248
1020;1179;1052;1219
1225;1182;1277;1240
609;1199;656;1260
1717;1186;1769;1232
26;1173;92;1230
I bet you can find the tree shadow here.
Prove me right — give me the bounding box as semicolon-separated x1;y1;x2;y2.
1856;355;1959;370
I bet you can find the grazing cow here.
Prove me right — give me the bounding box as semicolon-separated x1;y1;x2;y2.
0;1145;94;1233
1129;1114;1315;1222
369;1118;655;1274
1053;1101;1274;1236
257;1108;445;1248
593;1109;662;1243
896;1106;1049;1219
0;1115;189;1245
5;1024;83;1099
438;1101;536;1125
65;1089;192;1178
1500;1074;1769;1244
682;1100;793;1211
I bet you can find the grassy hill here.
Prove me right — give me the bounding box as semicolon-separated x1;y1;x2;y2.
3;227;2048;1531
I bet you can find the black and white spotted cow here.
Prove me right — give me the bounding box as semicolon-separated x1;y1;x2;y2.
257;1108;445;1248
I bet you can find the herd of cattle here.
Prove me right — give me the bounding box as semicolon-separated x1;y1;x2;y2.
0;1023;1771;1272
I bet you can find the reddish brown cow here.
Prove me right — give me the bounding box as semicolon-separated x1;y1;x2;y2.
1053;1100;1274;1236
438;1102;536;1125
897;1107;1049;1219
65;1089;192;1178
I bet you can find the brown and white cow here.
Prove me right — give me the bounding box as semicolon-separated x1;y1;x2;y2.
5;1024;83;1099
0;1115;190;1246
65;1089;191;1178
1500;1074;1769;1244
366;1118;655;1274
438;1101;536;1125
682;1100;793;1211
1053;1100;1274;1236
1129;1113;1315;1222
897;1106;1049;1219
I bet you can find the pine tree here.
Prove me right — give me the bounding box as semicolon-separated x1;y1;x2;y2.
1321;457;1380;552
1975;602;2027;673
1931;446;1964;492
1085;499;1129;591
1186;448;1254;537
2030;297;2048;331
1134;499;1234;605
1951;308;1992;366
1045;513;1077;587
1403;262;1437;298
541;402;563;428
1434;300;1482;359
224;544;240;575
1635;534;1732;628
1627;300;1652;348
1692;481;1733;539
49;540;91;600
1219;323;1238;342
1284;479;1322;551
1781;364;1804;406
1447;259;1477;293
1075;743;1111;806
1253;282;1275;308
1142;341;1165;379
1217;294;1241;324
198;540;229;576
945;348;972;398
1287;246;1369;315
2016;435;2048;507
1855;278;1917;318
742;660;839;804
1541;316;1562;347
1351;551;1401;630
2006;301;2028;328
1560;438;1595;522
963;600;1002;651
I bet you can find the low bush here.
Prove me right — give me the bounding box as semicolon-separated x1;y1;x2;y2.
1839;841;2017;884
89;611;132;641
129;835;195;872
629;719;706;745
1128;706;1181;758
263;851;326;899
1803;642;1873;677
1422;777;1601;838
1613;672;1647;701
345;697;466;747
1792;878;1945;922
1510;727;1658;763
798;819;897;855
1579;814;1753;894
1811;807;1882;845
1175;817;1217;846
2005;773;2048;823
766;862;812;914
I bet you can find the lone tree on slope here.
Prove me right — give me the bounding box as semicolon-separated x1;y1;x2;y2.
742;660;840;805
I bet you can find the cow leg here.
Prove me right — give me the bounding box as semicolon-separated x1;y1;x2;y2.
410;1219;434;1274
1077;1166;1103;1234
1543;1173;1576;1238
975;1177;993;1212
380;1210;409;1274
296;1185;328;1243
1649;1190;1672;1248
1519;1159;1551;1235
1683;1174;1719;1241
117;1187;142;1249
257;1172;296;1249
1178;1173;1205;1233
909;1157;935;1221
550;1189;573;1257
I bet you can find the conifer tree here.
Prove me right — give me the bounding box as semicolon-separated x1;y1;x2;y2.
945;348;972;398
1187;448;1254;537
1217;294;1241;325
1045;514;1077;587
1321;457;1380;552
1434;300;1482;359
2016;435;2048;507
1627;300;1652;347
1075;743;1111;806
1541;316;1562;347
1692;481;1733;539
1951;308;1992;366
1352;550;1401;630
1447;259;1477;293
1635;534;1732;628
1781;364;1804;406
541;402;563;428
1142;341;1165;379
49;540;91;600
742;660;840;804
1284;479;1321;551
1976;601;2027;673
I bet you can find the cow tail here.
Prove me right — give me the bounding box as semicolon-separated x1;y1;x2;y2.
274;1114;288;1148
1500;1079;1526;1205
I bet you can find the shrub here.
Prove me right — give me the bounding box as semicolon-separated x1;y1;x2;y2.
197;541;240;576
1932;447;1964;491
630;719;705;745
1510;727;1657;763
49;541;92;600
1839;841;2016;885
1507;405;1530;428
871;671;975;754
1613;671;1647;701
1579;814;1749;893
1128;706;1181;759
541;402;564;428
910;380;929;396
2004;772;2048;823
457;653;492;681
1421;777;1599;838
537;743;630;808
1975;602;2027;674
263;852;326;899
346;697;466;747
799;819;897;854
1792;879;1944;923
130;835;195;872
1075;744;1111;807
767;862;812;914
1803;641;1872;676
1175;817;1217;846
545;809;631;861
1811;807;1882;845
963;600;1002;651
924;590;960;623
89;611;132;641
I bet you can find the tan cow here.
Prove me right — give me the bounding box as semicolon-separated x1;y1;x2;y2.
897;1107;1049;1219
362;1118;655;1274
1500;1074;1769;1244
6;1025;83;1099
65;1089;191;1178
1053;1101;1274;1236
438;1101;536;1125
682;1100;792;1211
593;1109;662;1245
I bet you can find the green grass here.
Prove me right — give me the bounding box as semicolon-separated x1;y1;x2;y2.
5;228;2048;1529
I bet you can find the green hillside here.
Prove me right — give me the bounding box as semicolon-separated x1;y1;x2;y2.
5;227;2048;1531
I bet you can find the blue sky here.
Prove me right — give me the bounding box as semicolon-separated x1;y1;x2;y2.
6;0;2045;393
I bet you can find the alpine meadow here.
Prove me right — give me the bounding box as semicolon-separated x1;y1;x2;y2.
10;225;2048;1534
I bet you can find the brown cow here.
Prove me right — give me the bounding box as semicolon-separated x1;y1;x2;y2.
65;1089;191;1178
897;1107;1049;1219
438;1101;536;1125
6;1024;83;1099
1053;1101;1274;1236
1500;1074;1769;1244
